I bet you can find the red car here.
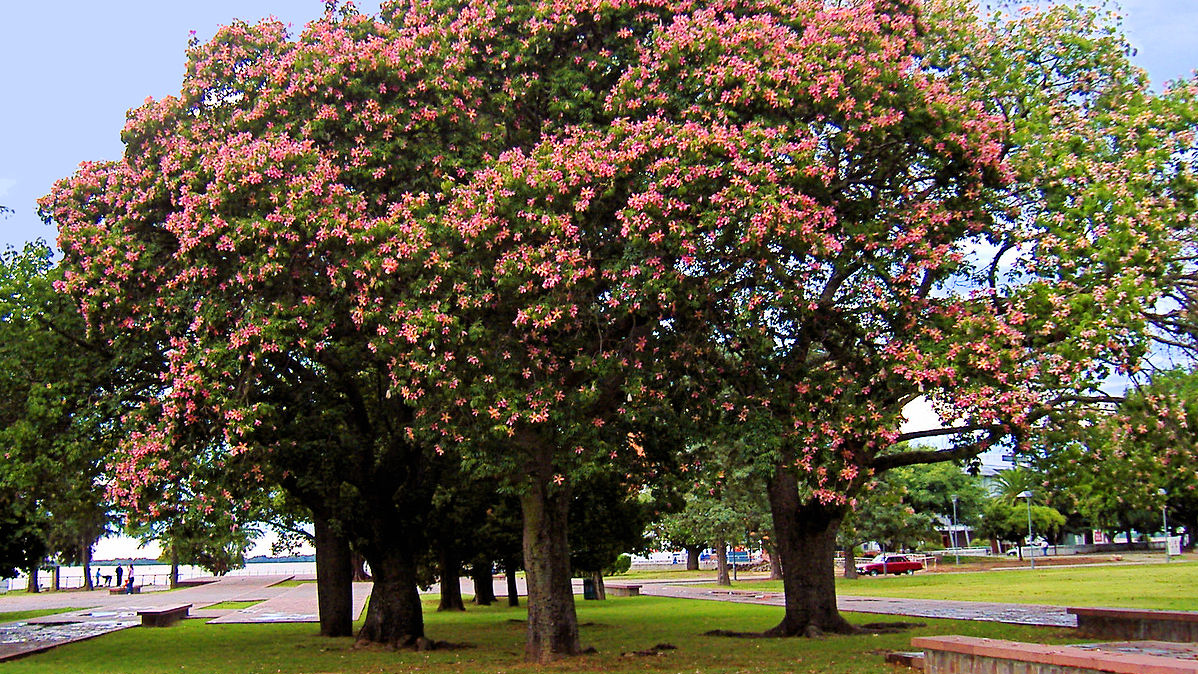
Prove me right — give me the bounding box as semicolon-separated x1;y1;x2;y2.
855;553;923;576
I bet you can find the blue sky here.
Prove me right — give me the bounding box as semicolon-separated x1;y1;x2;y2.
2;1;1196;251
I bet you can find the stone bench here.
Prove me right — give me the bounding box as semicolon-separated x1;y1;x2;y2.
108;585;141;595
912;635;1198;674
137;604;192;627
606;584;641;597
1069;607;1198;642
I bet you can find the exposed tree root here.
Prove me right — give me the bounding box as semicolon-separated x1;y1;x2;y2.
707;619;866;639
622;643;677;657
860;621;926;634
353;634;450;651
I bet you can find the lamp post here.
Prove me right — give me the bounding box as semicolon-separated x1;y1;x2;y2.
1018;490;1035;569
951;495;960;566
1160;488;1170;562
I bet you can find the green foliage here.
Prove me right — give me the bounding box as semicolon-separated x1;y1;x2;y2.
977;499;1065;544
1041;368;1198;540
570;472;654;575
0;241;115;577
0;488;48;579
842;460;988;552
605;553;632;576
652;441;771;552
841;478;936;553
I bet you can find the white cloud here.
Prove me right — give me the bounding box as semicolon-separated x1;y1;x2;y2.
0;178;15;200
900;396;942;434
93;536;161;561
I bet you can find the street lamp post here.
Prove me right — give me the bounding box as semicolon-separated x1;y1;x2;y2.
1160;488;1170;563
1018;490;1035;569
951;495;960;566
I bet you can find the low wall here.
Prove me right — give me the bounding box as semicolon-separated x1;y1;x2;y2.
1070;607;1198;642
913;636;1198;674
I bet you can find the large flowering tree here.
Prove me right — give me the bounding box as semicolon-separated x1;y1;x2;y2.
40;4;505;646
592;0;1194;637
42;0;689;657
368;0;1013;644
41;0;1196;658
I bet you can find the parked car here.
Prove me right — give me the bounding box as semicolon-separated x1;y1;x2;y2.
855;553;923;576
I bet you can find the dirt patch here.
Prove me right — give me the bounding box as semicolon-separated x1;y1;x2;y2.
622;643;677;657
702;629;760;638
860;621;926;634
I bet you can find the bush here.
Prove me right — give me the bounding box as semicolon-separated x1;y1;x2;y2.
605;554;632;576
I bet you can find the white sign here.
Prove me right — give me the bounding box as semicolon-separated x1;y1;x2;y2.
1167;536;1183;556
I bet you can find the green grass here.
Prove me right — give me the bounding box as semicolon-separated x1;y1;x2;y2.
0;607;87;623
0;596;1075;674
718;559;1198;610
268;579;315;588
202;600;263;610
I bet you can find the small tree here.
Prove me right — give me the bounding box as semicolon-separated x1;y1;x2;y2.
978;500;1065;557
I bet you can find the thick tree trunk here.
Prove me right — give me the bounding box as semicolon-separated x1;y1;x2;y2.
356;542;426;648
315;516;354;637
843;545;858;579
26;566;38;593
351;550;372;581
715;540;730;586
765;467;856;637
505;560;520;607
472;561;496;605
169;548;180;589
765;540;783;580
589;570;606;600
82;543;93;591
685;544;701;571
521;479;581;662
438;548;465;612
51;566;60;591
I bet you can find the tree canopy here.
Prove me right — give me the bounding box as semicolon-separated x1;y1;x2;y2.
36;0;1198;659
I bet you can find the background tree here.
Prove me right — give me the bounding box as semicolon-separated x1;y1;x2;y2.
841;477;938;557
596;0;1197;638
652;440;772;583
0;488;48;583
0;242;116;591
978;500;1066;557
1042;369;1198;548
569;471;655;600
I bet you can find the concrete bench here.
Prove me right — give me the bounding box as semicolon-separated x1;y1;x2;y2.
912;635;1198;674
137;604;192;627
1069;607;1198;642
109;585;141;595
606;584;641;597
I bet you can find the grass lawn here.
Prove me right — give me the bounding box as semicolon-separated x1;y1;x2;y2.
719;559;1198;610
202;600;263;610
268;579;316;588
0;596;1076;674
0;608;87;623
